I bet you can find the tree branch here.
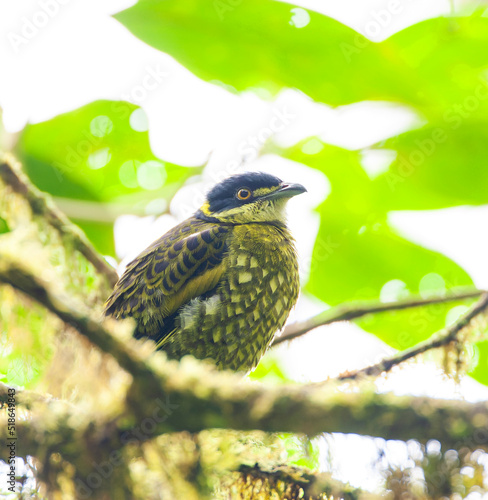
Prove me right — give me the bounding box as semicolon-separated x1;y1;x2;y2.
275;288;483;346
2;367;488;467
337;292;488;381
0;382;54;409
0;154;118;286
1;258;488;457
0;255;161;391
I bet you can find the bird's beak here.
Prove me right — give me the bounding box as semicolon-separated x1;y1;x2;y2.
262;182;307;201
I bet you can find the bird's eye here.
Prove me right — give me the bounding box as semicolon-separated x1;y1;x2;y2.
236;188;251;200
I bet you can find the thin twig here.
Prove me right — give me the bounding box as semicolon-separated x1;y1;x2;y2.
274;288;483;347
0;155;118;286
337;292;488;381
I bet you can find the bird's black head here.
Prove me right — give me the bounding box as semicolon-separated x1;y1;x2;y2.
196;172;306;224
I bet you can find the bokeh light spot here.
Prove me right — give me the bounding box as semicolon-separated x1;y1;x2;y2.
90;115;113;137
419;273;446;298
130;108;149;132
360;149;396;180
119;160;141;188
137;160;167;190
289;7;310;28
87;147;111;169
145;198;168;215
445;305;469;327
380;279;408;303
301;138;324;155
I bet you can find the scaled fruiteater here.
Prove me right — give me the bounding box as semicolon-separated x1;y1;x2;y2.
104;172;306;372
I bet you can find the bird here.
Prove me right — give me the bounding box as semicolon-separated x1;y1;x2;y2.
104;172;306;372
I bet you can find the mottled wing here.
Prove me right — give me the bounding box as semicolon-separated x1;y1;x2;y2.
104;217;230;339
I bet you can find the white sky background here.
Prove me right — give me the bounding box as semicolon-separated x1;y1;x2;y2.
1;0;488;491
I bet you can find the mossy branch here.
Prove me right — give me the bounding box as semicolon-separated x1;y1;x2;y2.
0;255;161;392
2;259;488;457
2;366;488;466
0;154;118;286
0;382;54;409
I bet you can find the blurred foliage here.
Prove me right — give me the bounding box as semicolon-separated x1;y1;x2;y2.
2;0;488;496
280;434;321;471
114;0;396;105
15;100;200;255
270;141;482;372
115;2;488;111
384;443;488;499
375;123;488;210
248;354;292;384
0;157;115;391
0;216;9;234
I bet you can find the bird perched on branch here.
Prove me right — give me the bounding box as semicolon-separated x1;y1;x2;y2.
104;172;306;372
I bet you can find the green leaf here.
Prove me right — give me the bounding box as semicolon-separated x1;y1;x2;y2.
0;216;10;234
373;121;488;210
115;2;488;111
15;100;200;255
248;355;291;384
279;434;320;471
384;15;488;113
114;0;413;106
72;219;116;257
469;341;488;386
17;100;195;203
